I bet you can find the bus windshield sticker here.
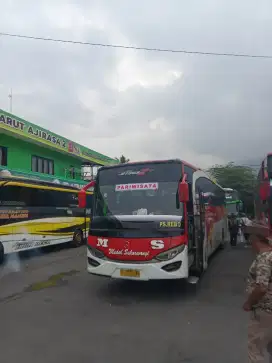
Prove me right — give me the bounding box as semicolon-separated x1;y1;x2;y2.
159;221;182;228
118;168;154;176
115;183;158;191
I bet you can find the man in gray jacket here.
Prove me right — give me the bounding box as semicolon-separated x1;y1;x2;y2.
243;223;272;362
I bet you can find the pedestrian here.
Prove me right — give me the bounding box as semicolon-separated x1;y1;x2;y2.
240;213;252;247
243;223;272;363
228;213;239;246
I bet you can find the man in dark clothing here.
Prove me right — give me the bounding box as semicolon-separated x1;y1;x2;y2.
228;213;239;246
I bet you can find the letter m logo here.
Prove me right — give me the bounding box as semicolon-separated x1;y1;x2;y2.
97;238;108;247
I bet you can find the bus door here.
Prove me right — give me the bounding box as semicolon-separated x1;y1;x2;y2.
186;183;194;253
0;184;34;253
192;172;207;274
83;193;93;240
194;188;206;271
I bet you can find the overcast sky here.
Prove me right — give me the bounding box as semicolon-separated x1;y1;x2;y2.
1;0;272;168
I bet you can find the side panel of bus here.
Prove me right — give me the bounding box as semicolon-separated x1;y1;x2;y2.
255;161;270;225
0;183;91;255
192;171;228;260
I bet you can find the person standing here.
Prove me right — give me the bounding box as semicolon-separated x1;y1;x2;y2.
228;213;239;246
243;225;272;362
240;214;252;247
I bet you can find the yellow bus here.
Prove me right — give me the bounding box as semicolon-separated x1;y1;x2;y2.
0;176;92;263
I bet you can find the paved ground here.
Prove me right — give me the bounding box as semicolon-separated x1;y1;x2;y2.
0;243;253;363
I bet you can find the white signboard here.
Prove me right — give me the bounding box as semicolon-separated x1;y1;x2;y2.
115;183;158;191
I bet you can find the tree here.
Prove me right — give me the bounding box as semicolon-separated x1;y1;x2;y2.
118;155;130;164
207;162;257;215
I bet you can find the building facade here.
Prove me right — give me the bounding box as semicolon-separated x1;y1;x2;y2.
0;109;117;188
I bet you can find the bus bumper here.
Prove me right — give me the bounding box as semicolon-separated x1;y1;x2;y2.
87;246;189;280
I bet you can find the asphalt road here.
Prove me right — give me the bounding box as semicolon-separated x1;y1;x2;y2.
0;243;253;363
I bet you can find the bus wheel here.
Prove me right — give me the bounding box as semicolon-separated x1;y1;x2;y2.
71;230;84;248
0;242;4;265
192;249;206;278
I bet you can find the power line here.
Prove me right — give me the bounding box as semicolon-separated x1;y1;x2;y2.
1;31;272;59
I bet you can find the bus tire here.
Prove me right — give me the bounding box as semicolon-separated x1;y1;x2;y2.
0;242;4;265
71;230;84;248
192;251;205;278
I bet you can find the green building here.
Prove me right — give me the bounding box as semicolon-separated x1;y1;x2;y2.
0;109;117;188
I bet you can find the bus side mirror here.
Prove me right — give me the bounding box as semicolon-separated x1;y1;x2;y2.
78;180;96;208
179;182;189;203
78;190;87;208
260;183;269;201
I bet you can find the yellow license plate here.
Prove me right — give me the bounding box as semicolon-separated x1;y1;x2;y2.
120;269;140;278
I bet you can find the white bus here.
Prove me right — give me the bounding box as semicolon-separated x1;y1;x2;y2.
79;159;229;282
0;176;93;263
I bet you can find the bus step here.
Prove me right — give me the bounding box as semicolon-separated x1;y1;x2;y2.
187;276;199;284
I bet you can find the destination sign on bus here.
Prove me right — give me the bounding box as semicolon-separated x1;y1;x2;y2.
115;183;158;191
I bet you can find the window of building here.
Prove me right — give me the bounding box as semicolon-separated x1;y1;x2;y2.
48;160;54;175
69;165;75;179
0;146;8;166
31;155;54;175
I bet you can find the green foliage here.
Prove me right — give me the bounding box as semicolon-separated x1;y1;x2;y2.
118;155;130;164
207;162;257;215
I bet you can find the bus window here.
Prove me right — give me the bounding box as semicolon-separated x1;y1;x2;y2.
0;186;28;206
86;194;93;209
0;184;91;209
196;177;225;206
263;159;268;180
32;189;79;208
183;165;195;184
267;155;272;177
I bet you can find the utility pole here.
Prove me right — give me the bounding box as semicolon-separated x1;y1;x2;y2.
8;88;12;113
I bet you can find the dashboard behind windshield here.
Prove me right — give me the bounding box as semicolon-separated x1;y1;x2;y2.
95;182;182;216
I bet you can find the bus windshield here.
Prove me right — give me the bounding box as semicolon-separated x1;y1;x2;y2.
226;203;238;215
94;182;182;216
94;162;183;217
224;190;239;202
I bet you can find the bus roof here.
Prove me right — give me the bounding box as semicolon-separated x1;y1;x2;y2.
98;159;200;171
0;176;84;191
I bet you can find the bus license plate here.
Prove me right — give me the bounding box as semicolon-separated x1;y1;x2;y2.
120;269;140;278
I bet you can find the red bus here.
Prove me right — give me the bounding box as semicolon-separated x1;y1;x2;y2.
255;153;272;230
79;159;229;282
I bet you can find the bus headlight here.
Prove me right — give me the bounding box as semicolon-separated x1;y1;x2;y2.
87;245;105;259
155;245;185;262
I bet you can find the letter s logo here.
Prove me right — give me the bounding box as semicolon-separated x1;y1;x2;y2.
150;240;164;249
97;238;108;247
